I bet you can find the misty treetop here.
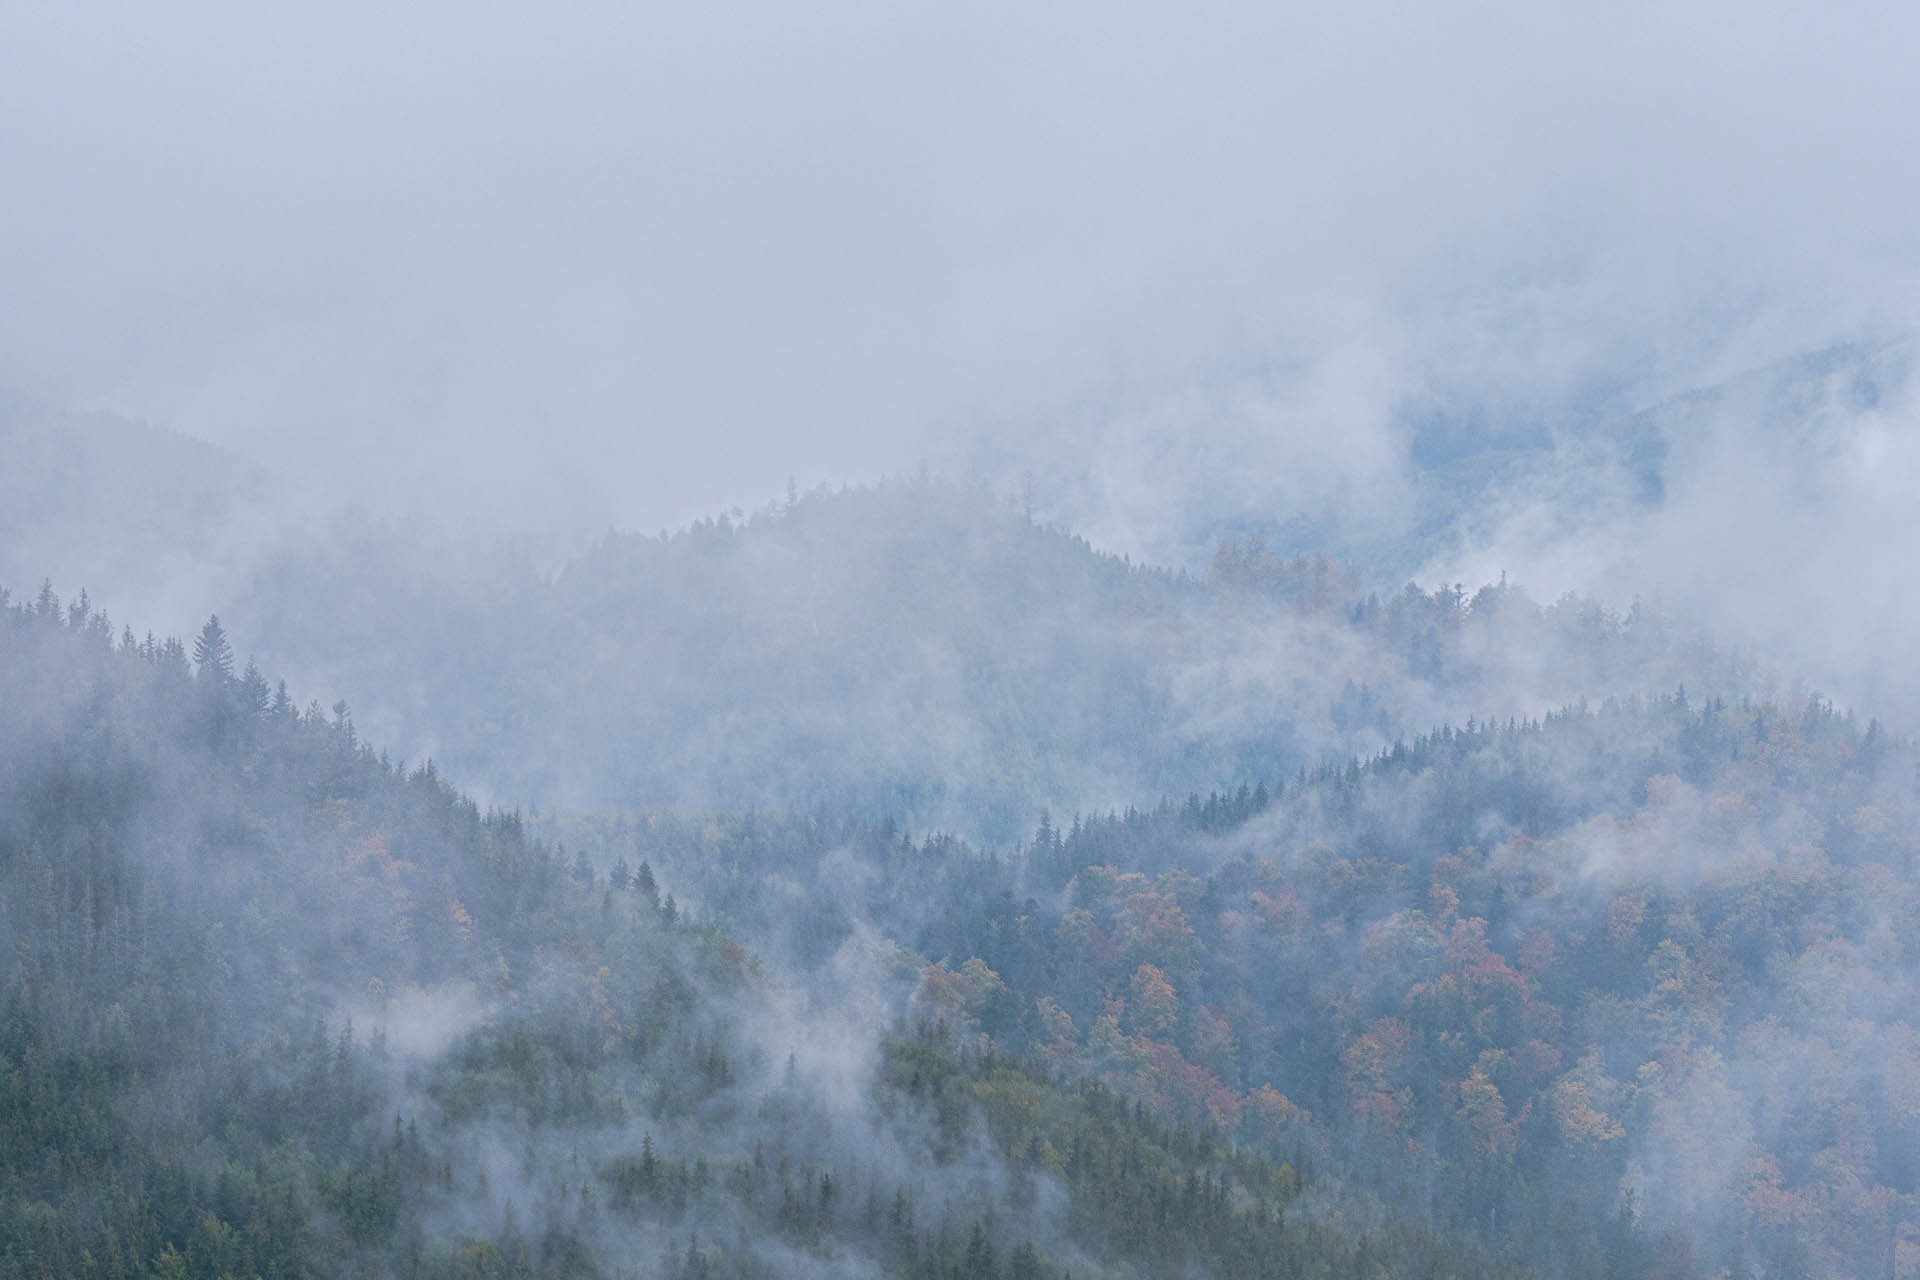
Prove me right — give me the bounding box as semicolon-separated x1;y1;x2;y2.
575;686;1920;1280
0;586;748;1276
13;7;1920;1277
3;584;1525;1280
231;477;1750;842
0;473;1905;1280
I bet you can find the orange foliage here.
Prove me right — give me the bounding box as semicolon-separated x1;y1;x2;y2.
1128;963;1178;1039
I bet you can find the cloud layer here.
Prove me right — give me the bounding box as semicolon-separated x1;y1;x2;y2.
5;0;1917;545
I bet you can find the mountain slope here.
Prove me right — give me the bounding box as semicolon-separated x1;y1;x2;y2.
1;587;1530;1279
231;479;1752;839
560;688;1920;1279
0;392;297;638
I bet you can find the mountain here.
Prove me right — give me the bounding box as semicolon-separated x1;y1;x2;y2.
9;340;1920;1277
15;343;1901;839
1212;336;1916;591
0;392;297;640
0;587;1533;1279
554;687;1920;1280
229;478;1752;840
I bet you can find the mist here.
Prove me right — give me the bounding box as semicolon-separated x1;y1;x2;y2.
11;4;1920;1278
5;0;1918;545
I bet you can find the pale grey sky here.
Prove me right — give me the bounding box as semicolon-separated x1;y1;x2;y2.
3;0;1918;549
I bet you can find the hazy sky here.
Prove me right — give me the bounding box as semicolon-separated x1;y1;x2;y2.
4;0;1918;548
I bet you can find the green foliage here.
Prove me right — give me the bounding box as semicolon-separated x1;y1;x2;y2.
0;594;691;1277
883;1030;1531;1279
596;688;1920;1279
3;590;1535;1280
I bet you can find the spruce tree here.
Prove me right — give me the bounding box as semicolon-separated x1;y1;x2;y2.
193;614;235;684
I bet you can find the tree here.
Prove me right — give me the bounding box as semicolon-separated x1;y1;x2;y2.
1128;964;1178;1040
194;614;235;684
240;657;271;718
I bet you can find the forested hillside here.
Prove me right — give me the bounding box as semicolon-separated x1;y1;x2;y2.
11;516;1920;1277
559;689;1920;1278
232;479;1751;839
0;585;1534;1279
17;350;1892;845
12;0;1920;1273
5;364;1912;1280
0;391;1764;840
8;340;1911;849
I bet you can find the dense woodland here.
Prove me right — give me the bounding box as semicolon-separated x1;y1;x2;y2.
546;593;1920;1277
11;0;1920;1267
230;480;1748;841
1;583;1539;1278
5;477;1917;1278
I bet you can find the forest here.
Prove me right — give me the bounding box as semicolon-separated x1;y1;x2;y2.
7;473;1918;1278
1;579;1534;1278
10;3;1920;1273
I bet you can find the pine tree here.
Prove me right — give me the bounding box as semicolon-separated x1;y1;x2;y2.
240;657;271;718
194;614;235;684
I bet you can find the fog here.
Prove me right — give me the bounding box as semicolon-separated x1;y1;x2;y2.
1433;338;1920;726
11;7;1920;1277
5;0;1917;549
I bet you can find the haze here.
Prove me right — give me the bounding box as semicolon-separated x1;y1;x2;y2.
15;7;1920;1278
5;0;1916;549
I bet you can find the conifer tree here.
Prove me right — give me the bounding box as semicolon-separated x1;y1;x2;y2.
194;614;235;683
